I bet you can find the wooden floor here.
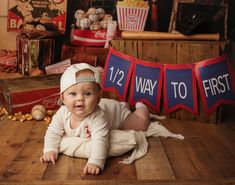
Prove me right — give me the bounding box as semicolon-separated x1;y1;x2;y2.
0;116;235;185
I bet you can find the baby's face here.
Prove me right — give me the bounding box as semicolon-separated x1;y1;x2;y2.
62;70;101;121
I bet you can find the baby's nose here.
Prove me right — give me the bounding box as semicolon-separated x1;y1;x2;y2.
77;94;85;101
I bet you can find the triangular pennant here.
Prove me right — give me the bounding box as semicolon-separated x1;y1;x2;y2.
102;47;134;101
195;56;235;115
164;64;198;115
129;59;163;112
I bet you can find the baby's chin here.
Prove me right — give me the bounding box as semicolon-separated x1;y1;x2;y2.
74;110;93;119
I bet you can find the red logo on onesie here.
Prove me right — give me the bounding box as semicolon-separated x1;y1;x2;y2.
84;124;91;138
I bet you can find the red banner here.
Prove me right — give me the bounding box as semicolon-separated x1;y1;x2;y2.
102;48;235;115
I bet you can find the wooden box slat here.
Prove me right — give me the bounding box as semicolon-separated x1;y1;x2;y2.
1;74;60;92
138;41;177;64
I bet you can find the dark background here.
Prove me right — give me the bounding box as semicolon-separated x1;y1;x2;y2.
64;0;235;37
53;0;235;62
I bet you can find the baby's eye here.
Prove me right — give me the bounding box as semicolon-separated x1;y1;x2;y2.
69;92;76;96
84;91;92;96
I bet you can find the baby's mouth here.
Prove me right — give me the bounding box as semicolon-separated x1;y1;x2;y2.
75;105;84;108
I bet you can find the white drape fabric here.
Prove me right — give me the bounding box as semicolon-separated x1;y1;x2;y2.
59;121;184;164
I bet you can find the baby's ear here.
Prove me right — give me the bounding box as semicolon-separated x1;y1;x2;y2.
57;94;64;106
97;90;103;103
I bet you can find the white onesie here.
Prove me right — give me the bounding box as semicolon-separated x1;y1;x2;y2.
43;98;131;169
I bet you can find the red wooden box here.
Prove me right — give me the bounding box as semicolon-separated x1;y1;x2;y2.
0;74;60;114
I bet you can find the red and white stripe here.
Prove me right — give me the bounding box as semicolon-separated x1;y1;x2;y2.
45;59;71;74
72;35;106;47
71;29;107;47
117;6;149;31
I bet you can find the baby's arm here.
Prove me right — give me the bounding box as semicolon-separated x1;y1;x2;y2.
84;110;109;174
40;108;65;164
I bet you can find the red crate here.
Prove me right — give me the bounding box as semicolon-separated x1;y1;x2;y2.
0;74;60;114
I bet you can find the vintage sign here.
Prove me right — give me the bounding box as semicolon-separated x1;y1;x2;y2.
102;47;134;101
195;56;235;115
164;64;198;115
129;59;163;112
8;0;67;33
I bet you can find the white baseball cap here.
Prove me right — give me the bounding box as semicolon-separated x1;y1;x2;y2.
60;63;101;94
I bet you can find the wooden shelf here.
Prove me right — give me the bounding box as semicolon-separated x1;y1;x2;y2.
0;72;22;79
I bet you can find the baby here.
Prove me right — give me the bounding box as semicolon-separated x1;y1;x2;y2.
40;63;150;175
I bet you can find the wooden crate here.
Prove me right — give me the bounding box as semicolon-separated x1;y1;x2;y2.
111;39;227;123
61;45;108;67
16;36;55;75
0;74;60;114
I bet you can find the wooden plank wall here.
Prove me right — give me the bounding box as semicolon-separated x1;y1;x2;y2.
111;40;227;123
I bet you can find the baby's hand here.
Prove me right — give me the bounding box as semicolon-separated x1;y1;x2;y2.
83;163;101;175
40;151;57;164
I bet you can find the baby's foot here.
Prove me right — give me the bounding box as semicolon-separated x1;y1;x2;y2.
135;102;147;109
134;102;149;121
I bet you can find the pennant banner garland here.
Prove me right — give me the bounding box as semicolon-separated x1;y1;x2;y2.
164;64;198;115
129;59;163;112
195;56;235;115
102;47;235;115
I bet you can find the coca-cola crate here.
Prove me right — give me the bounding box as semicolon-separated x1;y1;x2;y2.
0;74;60;114
0;50;17;73
71;28;107;47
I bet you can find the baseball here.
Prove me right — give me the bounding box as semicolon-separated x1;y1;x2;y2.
31;105;47;121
